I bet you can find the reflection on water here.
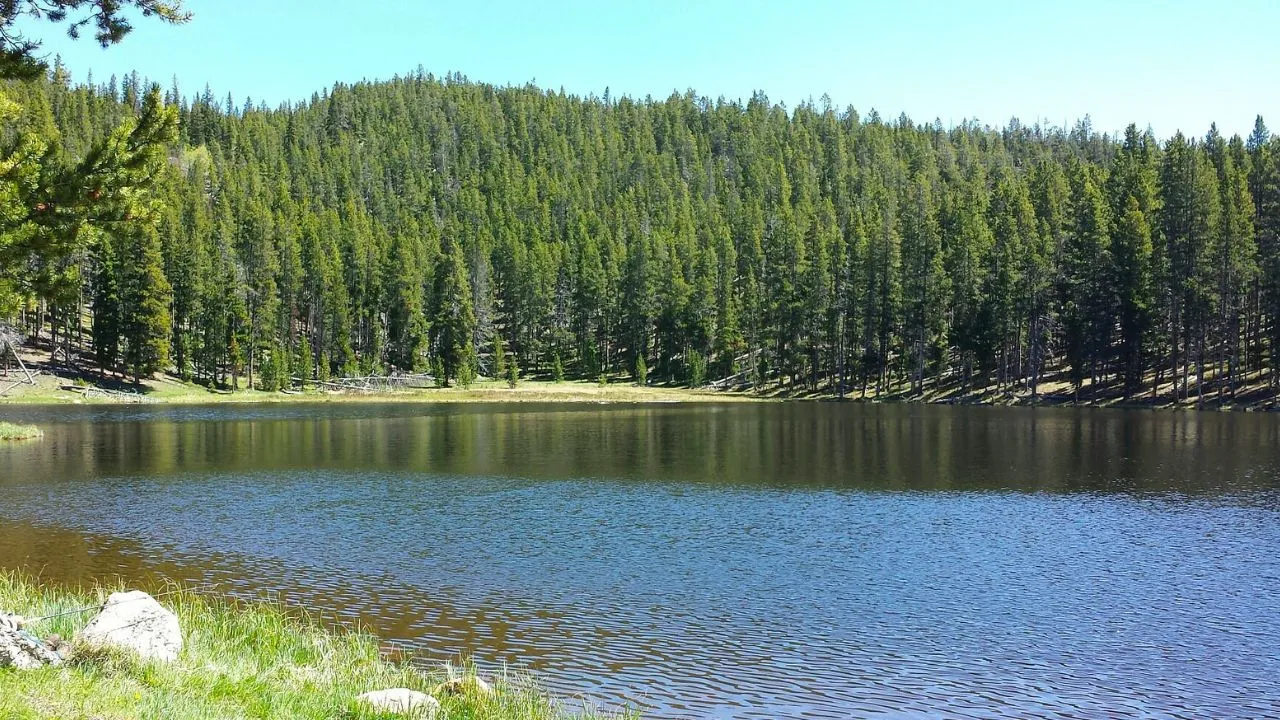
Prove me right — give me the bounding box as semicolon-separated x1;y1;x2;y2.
1;403;1279;719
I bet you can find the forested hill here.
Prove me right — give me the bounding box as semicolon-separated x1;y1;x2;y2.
5;66;1280;403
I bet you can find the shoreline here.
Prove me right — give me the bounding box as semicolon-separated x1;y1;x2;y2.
2;374;1276;413
0;375;759;406
1;344;1276;411
0;572;634;720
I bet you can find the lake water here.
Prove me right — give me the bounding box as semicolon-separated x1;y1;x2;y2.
1;402;1278;719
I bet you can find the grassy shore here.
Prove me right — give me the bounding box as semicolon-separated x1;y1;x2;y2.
0;374;752;405
3;339;1276;410
0;422;42;440
0;572;634;720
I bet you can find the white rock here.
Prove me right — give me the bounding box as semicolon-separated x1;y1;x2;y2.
356;688;440;717
0;624;62;669
438;675;495;696
78;591;182;662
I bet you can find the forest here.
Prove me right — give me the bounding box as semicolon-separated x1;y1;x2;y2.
2;61;1279;404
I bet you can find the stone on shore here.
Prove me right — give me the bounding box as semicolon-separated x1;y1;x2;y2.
356;688;440;716
438;675;495;696
78;591;183;662
0;616;63;669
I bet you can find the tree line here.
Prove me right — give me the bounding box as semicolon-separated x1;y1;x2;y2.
4;63;1280;402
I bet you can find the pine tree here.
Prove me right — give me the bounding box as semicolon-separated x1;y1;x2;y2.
294;334;313;387
118;224;172;381
492;333;507;380
710;208;743;378
1028;159;1069;399
1159;134;1221;403
432;233;476;387
1215;140;1257;396
1061;167;1111;400
900;168;945;393
687;348;707;387
985;169;1033;387
945;168;993;388
1107;125;1160;399
0;1;190;82
1247;118;1280;386
91;230;121;372
863;175;902;394
552;352;565;383
384;228;427;370
1112;195;1156;398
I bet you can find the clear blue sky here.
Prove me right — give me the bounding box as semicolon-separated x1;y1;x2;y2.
18;0;1280;139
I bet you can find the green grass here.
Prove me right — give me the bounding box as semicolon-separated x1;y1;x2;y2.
0;372;755;406
0;422;41;440
0;572;637;720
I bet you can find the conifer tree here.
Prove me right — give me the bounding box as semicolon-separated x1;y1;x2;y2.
900;168;944;392
1061;168;1112;399
0;1;190;81
1112;196;1156;398
118;223;172;380
432;233;476;387
1215;140;1257;396
1107;125;1159;398
91;230;121;372
1247;118;1280;385
384;228;427;370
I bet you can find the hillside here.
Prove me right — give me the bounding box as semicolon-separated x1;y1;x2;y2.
2;67;1279;405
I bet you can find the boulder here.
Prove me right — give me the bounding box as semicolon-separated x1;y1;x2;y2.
44;633;71;659
438;675;495;696
78;591;182;662
356;688;440;717
0;620;63;669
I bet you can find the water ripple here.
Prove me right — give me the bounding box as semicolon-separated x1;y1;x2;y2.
1;403;1278;718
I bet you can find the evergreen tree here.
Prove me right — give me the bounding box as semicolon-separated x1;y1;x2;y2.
384;228;427;370
900;168;945;393
1248;118;1280;386
1061;167;1111;399
1107;125;1160;398
118;223;172;380
91;230;121;372
552;352;565;383
0;1;190;81
432;233;476;387
1215;139;1257;396
1112;195;1156;398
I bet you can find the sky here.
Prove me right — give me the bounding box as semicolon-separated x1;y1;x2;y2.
16;0;1280;139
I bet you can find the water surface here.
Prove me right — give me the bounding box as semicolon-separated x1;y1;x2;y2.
1;402;1278;718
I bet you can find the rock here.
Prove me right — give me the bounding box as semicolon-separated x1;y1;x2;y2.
78;591;182;662
438;675;495;696
45;633;71;659
356;688;440;717
0;613;26;632
0;623;63;669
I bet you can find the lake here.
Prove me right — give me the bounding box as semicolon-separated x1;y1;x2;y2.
1;402;1278;719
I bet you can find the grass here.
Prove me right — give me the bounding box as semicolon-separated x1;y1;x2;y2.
0;371;755;406
0;422;41;440
753;362;1280;411
0;340;749;407
0;572;637;720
